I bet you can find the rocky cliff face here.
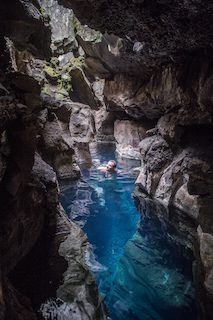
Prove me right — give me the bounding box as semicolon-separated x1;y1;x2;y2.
58;1;213;318
1;0;213;319
0;1;106;319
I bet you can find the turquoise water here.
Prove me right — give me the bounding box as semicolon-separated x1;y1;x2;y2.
60;143;196;320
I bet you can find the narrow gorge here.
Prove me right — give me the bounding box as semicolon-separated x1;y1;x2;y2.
0;1;213;319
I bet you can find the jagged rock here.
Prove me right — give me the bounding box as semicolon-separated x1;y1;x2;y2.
86;57;111;78
198;226;213;299
104;73;144;117
104;67;186;119
114;120;147;148
39;118;80;180
139;135;173;173
63;0;213;79
69;103;95;144
70;67;99;110
78;32;126;77
54;208;106;319
38;0;76;54
74;142;92;165
94;108;117;142
53;103;72;123
114;120;147;159
157;113;184;143
104;64;213;121
134;185;196;252
0;0;51;59
173;183;199;221
4;153;106;320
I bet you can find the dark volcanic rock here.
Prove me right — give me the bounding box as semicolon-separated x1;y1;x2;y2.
60;0;213;77
0;0;51;59
39;117;81;180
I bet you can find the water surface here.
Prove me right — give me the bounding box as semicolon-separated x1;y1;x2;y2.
61;143;196;320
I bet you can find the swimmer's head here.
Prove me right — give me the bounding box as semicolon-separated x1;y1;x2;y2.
106;160;117;171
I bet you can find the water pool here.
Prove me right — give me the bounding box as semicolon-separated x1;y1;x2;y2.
60;143;196;320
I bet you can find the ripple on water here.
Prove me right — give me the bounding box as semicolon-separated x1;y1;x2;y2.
60;143;196;320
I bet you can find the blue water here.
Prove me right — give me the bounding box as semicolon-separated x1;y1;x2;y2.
60;143;196;320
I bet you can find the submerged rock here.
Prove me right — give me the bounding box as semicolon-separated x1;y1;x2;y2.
111;230;195;320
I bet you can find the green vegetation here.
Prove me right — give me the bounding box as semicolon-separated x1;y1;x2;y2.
39;6;49;22
41;84;49;95
70;56;86;68
57;74;72;92
44;64;60;81
42;60;73;99
73;16;102;44
93;31;103;44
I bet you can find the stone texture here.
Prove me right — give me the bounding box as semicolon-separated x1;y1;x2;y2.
61;0;213;78
69;103;96;144
0;0;51;59
198;227;213;297
1;0;213;319
114;120;148;160
39;117;81;180
114;120;147;148
55;208;106;319
70;67;100;110
38;0;76;54
104;64;213;121
135;131;213;317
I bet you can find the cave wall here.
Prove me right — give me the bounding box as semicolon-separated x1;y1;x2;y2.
1;0;213;319
0;1;106;319
57;1;213;318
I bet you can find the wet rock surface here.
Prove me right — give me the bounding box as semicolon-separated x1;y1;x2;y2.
1;0;213;319
0;1;106;319
61;0;213;77
114;120;147;160
39;116;81;180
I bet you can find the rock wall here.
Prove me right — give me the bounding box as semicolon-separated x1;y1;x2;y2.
1;0;213;319
0;1;106;319
58;1;213;319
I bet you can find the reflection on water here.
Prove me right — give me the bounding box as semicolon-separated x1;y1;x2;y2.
60;143;196;320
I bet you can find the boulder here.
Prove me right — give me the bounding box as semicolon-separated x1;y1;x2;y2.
114;120;148;159
69;103;95;144
38;0;76;54
157;113;184;143
40;206;107;320
70;67;99;110
39;118;80;180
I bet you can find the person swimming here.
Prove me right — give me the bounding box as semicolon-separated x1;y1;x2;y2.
98;160;117;173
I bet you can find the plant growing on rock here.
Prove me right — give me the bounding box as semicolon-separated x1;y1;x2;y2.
57;74;72;92
44;63;60;83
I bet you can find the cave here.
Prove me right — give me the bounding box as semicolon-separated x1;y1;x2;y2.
0;1;213;320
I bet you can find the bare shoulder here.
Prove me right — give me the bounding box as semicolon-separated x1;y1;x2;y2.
98;166;107;173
